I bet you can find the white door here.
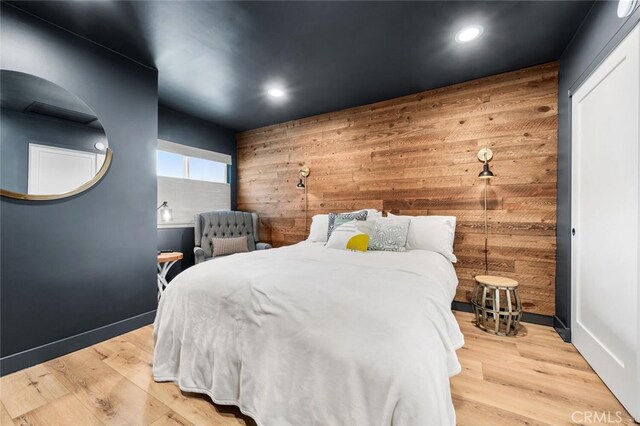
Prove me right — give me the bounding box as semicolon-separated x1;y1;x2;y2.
28;143;99;195
572;25;639;421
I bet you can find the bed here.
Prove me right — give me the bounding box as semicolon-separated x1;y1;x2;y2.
153;241;464;426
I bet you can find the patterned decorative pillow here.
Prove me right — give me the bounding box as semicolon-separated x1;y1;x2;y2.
327;210;368;239
368;217;411;252
325;220;374;252
212;236;249;256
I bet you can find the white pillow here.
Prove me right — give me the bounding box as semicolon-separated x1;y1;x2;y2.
387;213;457;262
307;209;381;243
325;220;374;252
308;214;330;242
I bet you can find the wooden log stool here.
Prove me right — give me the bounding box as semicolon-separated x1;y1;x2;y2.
471;275;522;336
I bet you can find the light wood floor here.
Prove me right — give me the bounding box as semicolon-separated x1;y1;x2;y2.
1;311;633;425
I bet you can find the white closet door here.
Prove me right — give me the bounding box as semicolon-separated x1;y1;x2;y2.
28;143;98;195
571;25;639;421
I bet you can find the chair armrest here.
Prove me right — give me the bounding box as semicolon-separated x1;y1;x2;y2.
194;247;208;264
256;242;272;250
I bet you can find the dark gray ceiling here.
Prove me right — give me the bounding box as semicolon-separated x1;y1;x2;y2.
6;1;594;131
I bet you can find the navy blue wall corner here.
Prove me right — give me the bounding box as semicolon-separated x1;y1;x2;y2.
156;106;238;280
0;5;158;367
0;310;156;376
553;315;571;343
556;0;640;341
157;227;196;282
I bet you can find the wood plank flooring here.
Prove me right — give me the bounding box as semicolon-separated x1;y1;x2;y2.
1;312;633;425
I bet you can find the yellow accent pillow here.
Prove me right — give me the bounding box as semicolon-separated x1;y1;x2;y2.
325;220;373;252
346;234;370;252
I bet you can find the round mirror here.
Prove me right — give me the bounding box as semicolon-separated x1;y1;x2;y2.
1;70;112;200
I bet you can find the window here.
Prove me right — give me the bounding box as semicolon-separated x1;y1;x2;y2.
157;150;184;179
188;157;226;183
157;139;232;227
157;150;227;183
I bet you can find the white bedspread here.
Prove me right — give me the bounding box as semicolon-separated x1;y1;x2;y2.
153;242;464;426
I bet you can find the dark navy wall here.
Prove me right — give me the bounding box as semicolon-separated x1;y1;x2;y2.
0;5;158;374
1;108;107;193
157;106;237;280
555;1;640;341
157;227;195;282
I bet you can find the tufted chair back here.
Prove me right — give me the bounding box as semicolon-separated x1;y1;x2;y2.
194;211;259;258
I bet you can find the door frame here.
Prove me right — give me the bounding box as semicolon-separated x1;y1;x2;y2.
569;23;639;422
557;9;640;343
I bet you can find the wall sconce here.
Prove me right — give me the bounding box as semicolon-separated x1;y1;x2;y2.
477;148;494;273
158;201;173;223
296;166;309;189
478;147;494;179
296;166;310;232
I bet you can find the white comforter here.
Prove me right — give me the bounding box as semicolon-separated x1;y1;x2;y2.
153;242;464;426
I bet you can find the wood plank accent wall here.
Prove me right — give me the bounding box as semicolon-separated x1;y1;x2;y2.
237;62;558;316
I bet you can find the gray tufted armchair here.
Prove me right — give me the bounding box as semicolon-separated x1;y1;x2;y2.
193;211;272;264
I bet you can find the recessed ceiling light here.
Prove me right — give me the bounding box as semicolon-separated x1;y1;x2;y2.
455;25;483;43
617;0;638;18
267;87;285;98
94;142;106;151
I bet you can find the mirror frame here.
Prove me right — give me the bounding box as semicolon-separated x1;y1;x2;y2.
0;148;113;200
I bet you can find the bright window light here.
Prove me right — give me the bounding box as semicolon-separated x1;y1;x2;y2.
157;150;227;183
157;150;184;179
188;157;227;183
